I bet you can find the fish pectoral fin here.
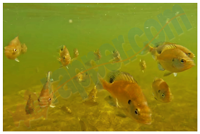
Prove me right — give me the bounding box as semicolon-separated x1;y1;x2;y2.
163;71;173;77
15;58;20;62
50;104;55;108
158;63;165;71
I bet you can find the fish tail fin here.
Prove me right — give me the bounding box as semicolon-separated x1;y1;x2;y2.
96;74;110;90
141;42;154;55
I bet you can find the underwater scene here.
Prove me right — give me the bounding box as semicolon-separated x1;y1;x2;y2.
3;3;197;131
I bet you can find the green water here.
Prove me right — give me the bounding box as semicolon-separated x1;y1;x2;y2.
3;3;197;131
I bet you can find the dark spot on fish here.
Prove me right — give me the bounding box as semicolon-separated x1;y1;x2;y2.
49;98;51;101
172;58;174;61
135;109;138;114
187;53;191;56
162;94;165;97
181;59;185;63
63;57;65;60
158;90;161;93
157;50;162;54
128;100;131;104
109;77;114;83
38;98;40;102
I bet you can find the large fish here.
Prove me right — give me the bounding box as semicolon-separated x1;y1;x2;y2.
98;71;152;125
144;42;195;76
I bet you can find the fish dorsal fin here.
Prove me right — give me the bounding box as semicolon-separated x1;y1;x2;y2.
106;71;137;84
161;44;177;53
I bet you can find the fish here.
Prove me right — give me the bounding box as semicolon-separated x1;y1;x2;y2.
8;90;49;127
4;36;27;62
75;71;89;82
156;47;195;76
94;49;101;60
25;95;34;114
155;42;195;58
144;43;195;76
152;78;173;103
60;106;72;114
87;85;98;102
98;71;152;125
58;46;71;67
73;48;79;58
145;42;195;59
139;59;146;73
38;72;56;108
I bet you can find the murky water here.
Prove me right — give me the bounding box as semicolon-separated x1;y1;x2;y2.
3;3;197;131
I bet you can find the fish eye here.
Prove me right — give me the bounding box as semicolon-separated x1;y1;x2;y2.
135;109;138;115
128;100;131;104
49;98;51;101
161;93;165;97
13;49;17;52
63;57;65;60
181;59;185;63
109;77;114;83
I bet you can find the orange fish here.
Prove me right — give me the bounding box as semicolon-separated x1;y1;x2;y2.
152;78;173;103
38;72;56;108
94;49;101;60
98;71;152;125
4;36;27;62
154;42;195;59
58;45;71;67
145;43;195;76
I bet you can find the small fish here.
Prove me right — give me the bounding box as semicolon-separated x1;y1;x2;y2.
152;78;173;103
73;48;79;58
58;46;71;67
98;71;152;125
75;71;89;82
139;59;146;73
4;36;24;62
38;72;56;108
94;49;101;60
60;106;72;114
112;50;121;62
88;85;98;102
25;95;34;114
8;90;49;127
